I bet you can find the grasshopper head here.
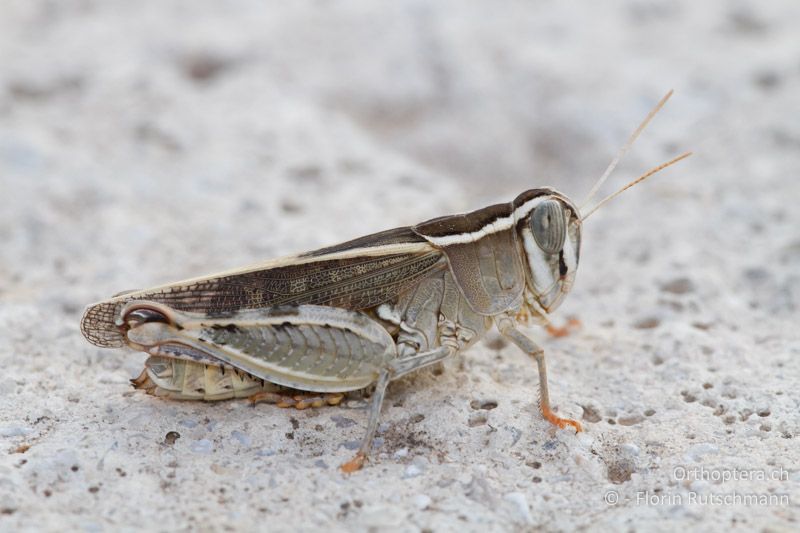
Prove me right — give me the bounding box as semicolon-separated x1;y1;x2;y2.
513;189;581;315
508;93;691;318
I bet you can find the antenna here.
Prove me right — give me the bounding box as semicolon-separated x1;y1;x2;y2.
580;151;692;221
580;90;674;210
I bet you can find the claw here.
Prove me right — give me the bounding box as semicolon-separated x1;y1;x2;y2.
542;406;582;432
545;317;581;338
340;452;366;474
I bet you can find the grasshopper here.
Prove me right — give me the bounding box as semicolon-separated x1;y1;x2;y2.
81;92;690;472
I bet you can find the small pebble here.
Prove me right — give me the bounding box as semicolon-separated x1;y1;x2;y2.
190;439;213;454
468;413;488;427
403;464;424;478
685;442;719;462
470;399;498;410
0;378;16;396
504;492;533;525
581;404;602;423
620;443;640;456
394;447;409;459
81;522;103;533
403;457;428;479
164;431;180;446
661;277;695;294
331;415;357;428
231;430;251;448
633;317;661;329
543;439;560;451
358;506;404;528
0;427;33;438
413;494;432;510
618;414;645;426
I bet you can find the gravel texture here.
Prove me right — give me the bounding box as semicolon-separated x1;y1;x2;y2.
1;1;798;531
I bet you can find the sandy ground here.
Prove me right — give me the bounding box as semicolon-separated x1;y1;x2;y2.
1;1;799;531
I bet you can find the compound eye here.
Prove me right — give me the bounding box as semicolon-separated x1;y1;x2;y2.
530;200;566;255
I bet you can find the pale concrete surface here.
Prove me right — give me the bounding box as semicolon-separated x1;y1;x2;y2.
1;1;798;531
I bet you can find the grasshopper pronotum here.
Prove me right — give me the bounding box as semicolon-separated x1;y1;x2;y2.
81;91;690;472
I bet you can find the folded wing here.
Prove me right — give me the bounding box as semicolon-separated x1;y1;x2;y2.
81;228;445;348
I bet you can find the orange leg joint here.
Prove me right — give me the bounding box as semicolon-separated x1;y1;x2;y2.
541;403;582;432
545;317;581;338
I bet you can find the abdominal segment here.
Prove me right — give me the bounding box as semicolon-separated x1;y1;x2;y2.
132;356;359;406
132;356;285;401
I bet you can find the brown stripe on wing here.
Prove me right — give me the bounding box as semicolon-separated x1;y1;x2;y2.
81;250;446;348
299;226;425;258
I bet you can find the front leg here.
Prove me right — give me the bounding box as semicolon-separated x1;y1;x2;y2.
495;316;582;432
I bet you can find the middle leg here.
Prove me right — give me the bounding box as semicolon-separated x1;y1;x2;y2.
340;344;455;473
